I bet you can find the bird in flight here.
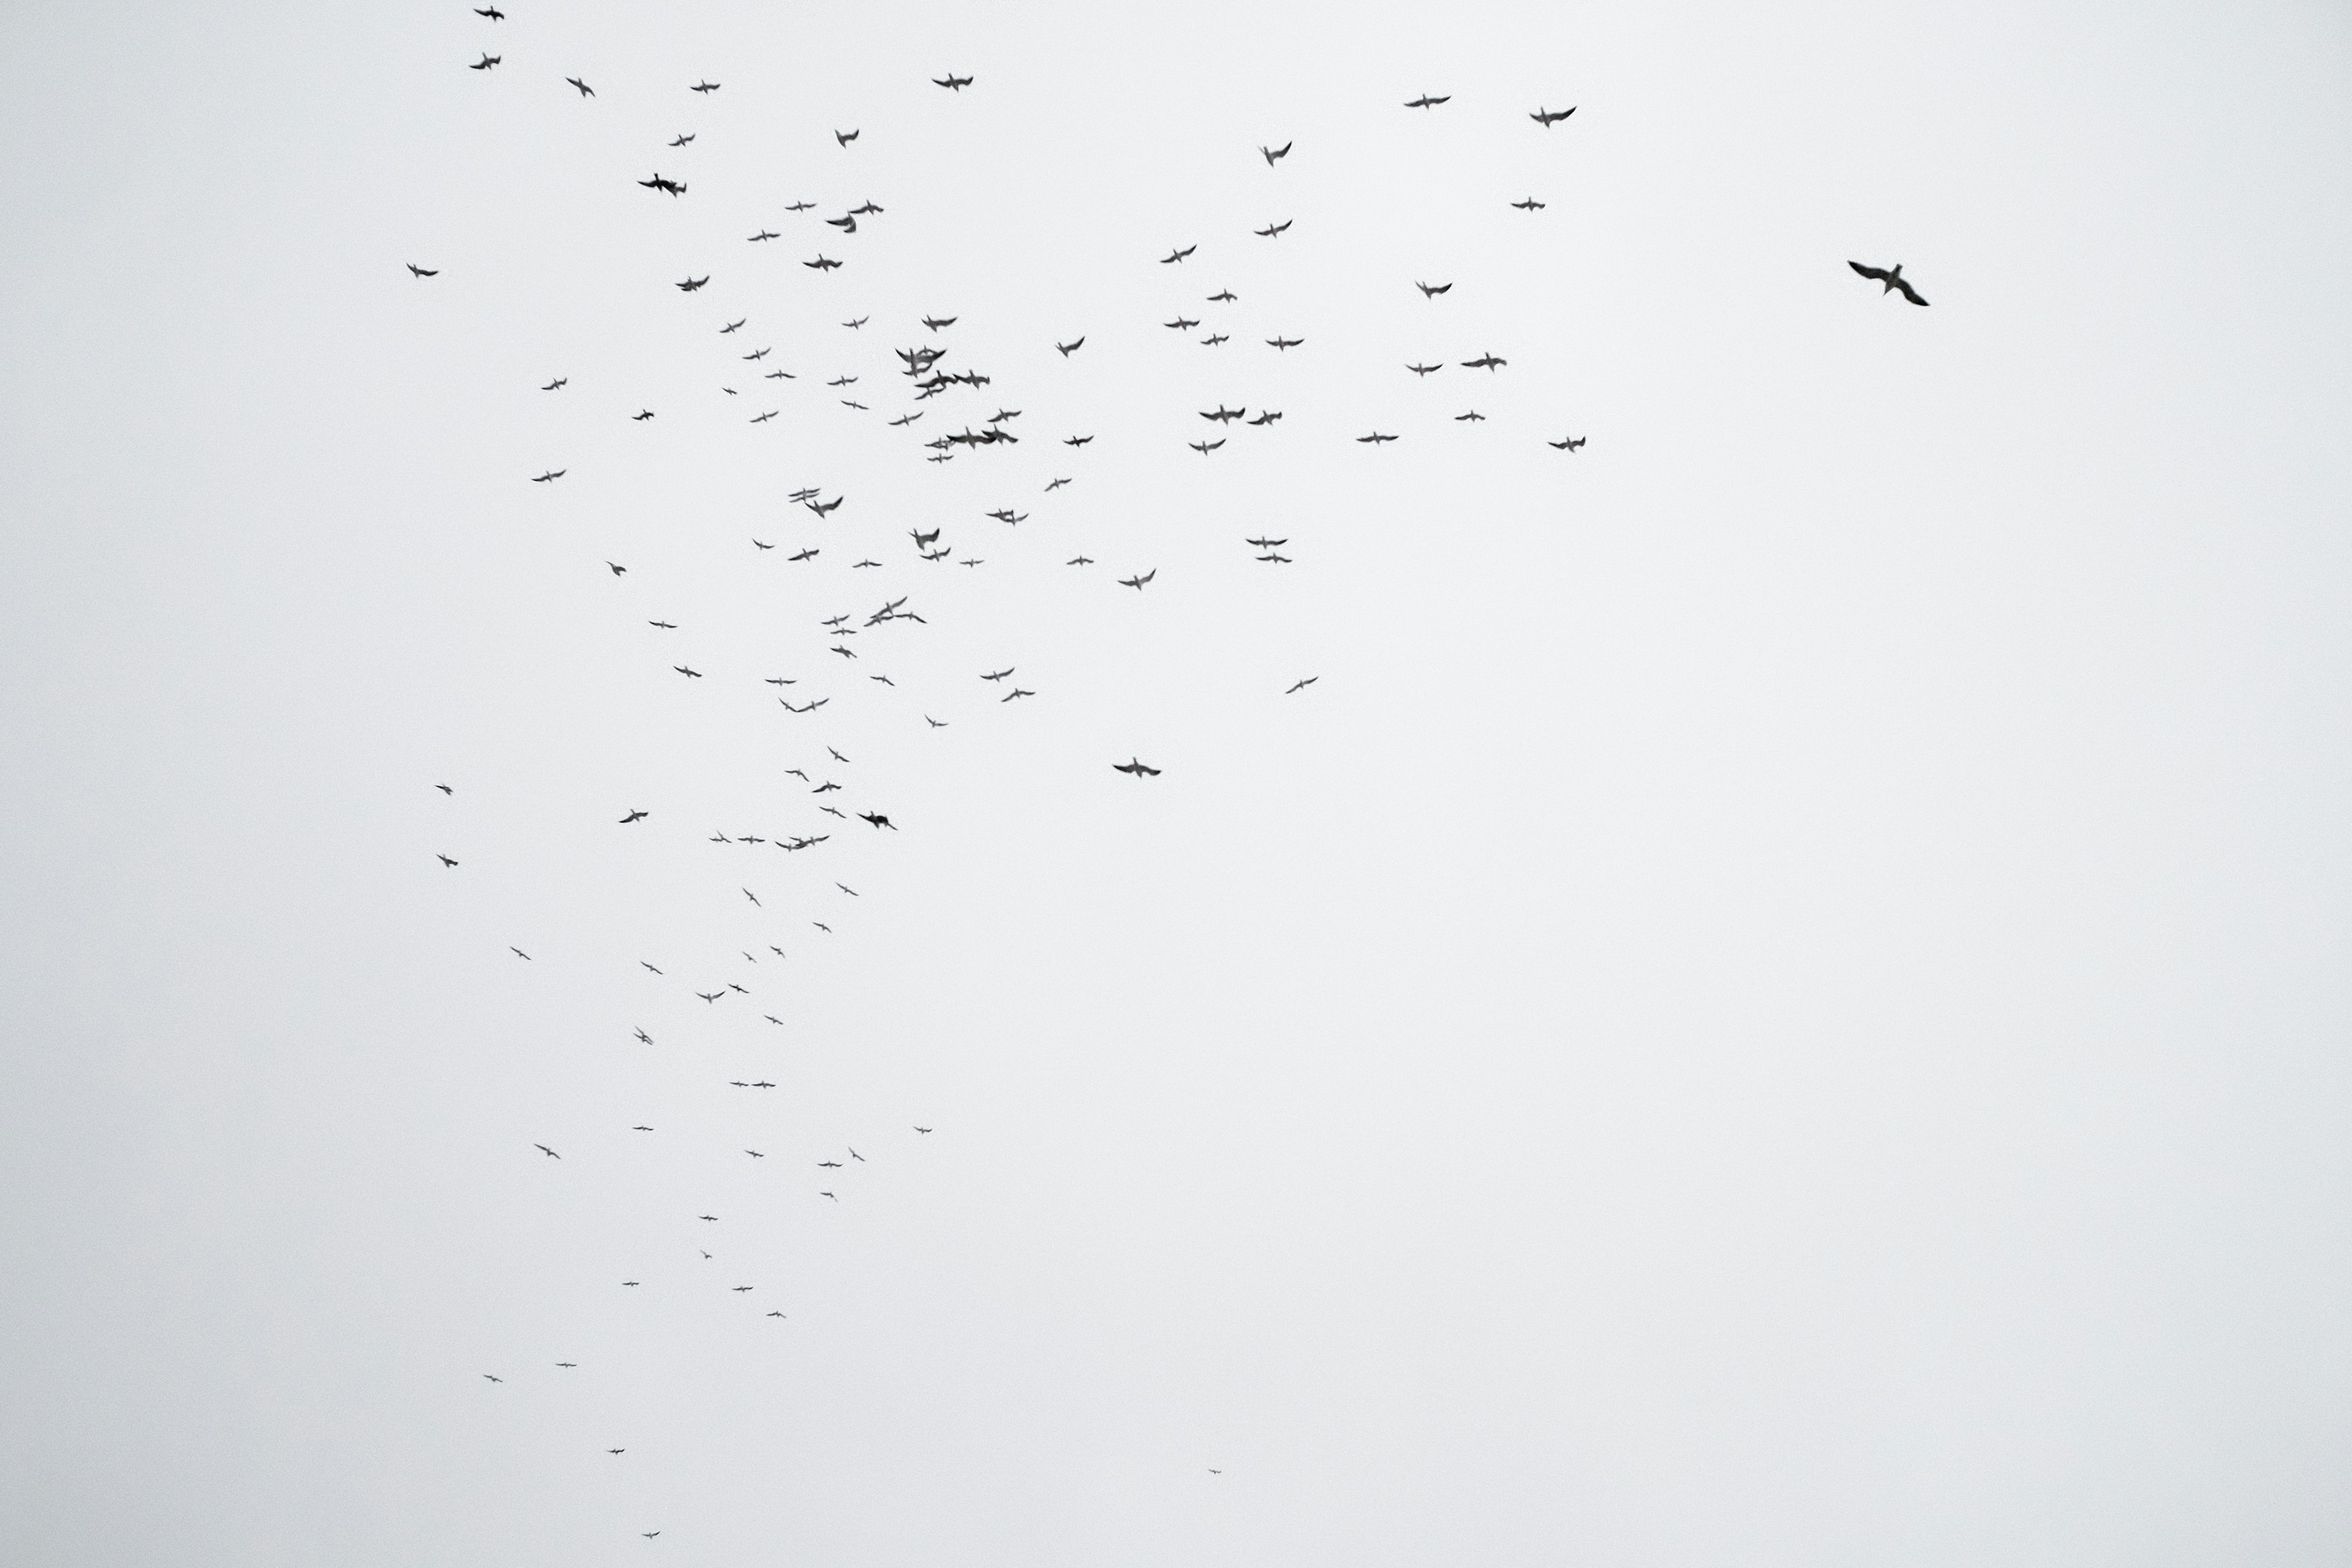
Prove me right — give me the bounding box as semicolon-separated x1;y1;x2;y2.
691;80;721;92
1415;281;1452;297
639;174;686;195
748;228;777;241
933;72;973;90
470;53;500;70
541;377;567;391
1189;439;1225;455
859;812;895;829
1511;197;1547;211
720;319;745;334
1114;758;1161;777
1849;260;1929;306
676;275;708;291
620;809;648;823
1056;337;1084;356
1119;569;1156;589
1161;244;1196;264
835;128;859;145
1164;316;1200;331
1530;105;1577;126
1463;352;1507;370
435;783;453;794
405;263;437;278
535;1144;560;1159
565;75;592;96
532;469;565;482
1407;362;1442;377
1266;335;1303;350
1260;141;1292;165
630;410;654;422
1357;431;1398;443
1253;220;1292;238
483;1373;503;1382
1207;289;1237;303
1549;435;1587;451
475;6;503;16
674;665;702;677
1200;333;1227;347
437;854;458;867
670;133;696;147
805;255;842;271
1286;676;1319;693
1404;92;1449;108
785;200;815;212
1246;536;1286;549
922;315;957;331
1247;410;1282;426
1455;410;1486;421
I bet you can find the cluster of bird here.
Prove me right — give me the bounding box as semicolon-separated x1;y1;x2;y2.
418;6;1930;1539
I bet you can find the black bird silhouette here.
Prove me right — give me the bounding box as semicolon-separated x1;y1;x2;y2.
674;665;702;677
532;469;565;482
786;200;815;211
1207;289;1238;302
1549;435;1586;451
1415;281;1452;296
676;276;707;291
405;263;437;277
436;783;454;793
1511;197;1547;211
1164;316;1200;330
1055;337;1084;356
933;73;974;90
1161;244;1196;263
437;854;459;867
475;6;503;16
788;548;818;562
1463;352;1506;370
826;214;857;232
1114;758;1161;777
470;53;500;70
691;80;720;92
541;377;567;390
1286;676;1319;693
1260;141;1292;164
631;410;654;421
805;255;842;271
1267;336;1303;350
1407;362;1442;377
1119;569;1156;589
1246;536;1286;548
1848;260;1929;306
1530;105;1577;126
565;75;592;95
982;668;1014;681
1358;432;1398;443
620;809;648;823
720;318;746;333
1254;220;1292;238
859;812;895;829
483;1373;503;1382
1201;333;1227;346
1404;92;1449;108
697;990;723;1003
670;134;696;147
1456;410;1486;421
835;129;859;145
1247;410;1282;425
648;619;676;629
1189;439;1224;455
748;228;778;241
535;1144;560;1158
923;315;957;331
643;962;662;973
638;175;685;195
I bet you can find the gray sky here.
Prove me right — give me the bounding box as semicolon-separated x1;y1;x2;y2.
6;1;2352;1562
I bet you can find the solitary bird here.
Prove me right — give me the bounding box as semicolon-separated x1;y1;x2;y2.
676;276;708;291
1404;92;1450;108
1260;141;1292;164
437;854;458;867
1549;435;1587;451
1254;220;1292;238
1849;260;1929;306
1118;568;1156;589
475;6;503;16
566;76;592;96
1530;105;1577;126
405;263;437;277
619;809;648;823
670;133;696;147
470;53;500;70
1055;337;1085;356
541;377;566;390
1511;197;1547;211
1114;758;1161;777
1161;244;1196;263
1415;281;1452;297
1286;676;1319;693
1266;335;1303;350
435;783;454;793
835;128;859;145
691;80;721;92
535;1144;560;1159
532;469;565;482
933;72;973;90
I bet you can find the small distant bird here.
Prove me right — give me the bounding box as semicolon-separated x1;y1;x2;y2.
1067;556;1094;565
648;620;676;628
1455;410;1486;421
1189;439;1224;455
1165;316;1200;330
1357;432;1398;443
631;410;654;421
470;53;500;70
511;946;530;959
1404;92;1449;108
1286;676;1318;693
475;6;503;16
676;276;707;291
1848;260;1929;306
1207;289;1238;302
1549;435;1586;451
565;76;592;96
620;809;647;823
541;377;566;391
721;318;745;333
933;73;973;90
1118;568;1156;589
435;783;454;794
437;854;458;867
1246;536;1286;549
1415;281;1452;296
697;991;723;1003
669;133;696;147
1267;336;1303;350
805;255;842;271
1530;105;1577;126
1511;197;1547;210
532;469;565;482
1114;758;1161;777
691;80;721;92
483;1373;503;1382
922;315;957;331
1161;244;1196;263
535;1144;560;1159
642;962;662;973
744;888;760;906
835;129;859;145
405;263;437;277
1260;141;1292;164
914;1125;933;1133
1462;352;1506;370
1248;410;1281;426
1407;362;1442;377
674;665;701;677
1056;337;1084;356
748;228;777;241
1254;220;1292;238
859;812;895;829
926;715;946;727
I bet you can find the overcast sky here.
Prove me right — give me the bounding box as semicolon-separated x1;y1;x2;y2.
6;1;2352;1564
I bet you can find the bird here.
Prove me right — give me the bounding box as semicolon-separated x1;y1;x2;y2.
933;73;974;90
748;228;778;241
1001;687;1033;701
691;80;721;92
1200;333;1228;346
1462;352;1507;371
744;888;760;906
648;620;677;629
470;53;500;70
437;855;458;867
671;133;697;147
535;1144;560;1159
785;200;815;211
676;276;708;291
1189;439;1224;455
914;1125;933;1133
982;668;1013;681
1066;434;1094;447
565;75;592;96
1067;556;1093;566
1404;92;1450;108
1358;432;1398;443
1161;245;1196;263
511;946;530;959
805;255;842;271
642;962;663;974
1164;316;1200;330
859;812;895;829
1511;197;1547;210
1266;336;1303;350
1246;536;1286;549
541;377;567;391
435;783;454;794
720;319;746;333
1260;141;1292;164
835;129;859;145
1202;406;1245;423
1548;435;1586;451
405;263;437;278
925;715;947;727
1207;289;1238;302
631;410;654;421
1531;105;1577;126
1247;410;1282;426
1286;676;1319;693
532;469;565;482
621;810;650;826
474;6;503;16
1254;220;1292;238
826;214;857;233
1407;362;1443;377
1118;569;1156;589
1114;758;1161;777
1455;410;1486;421
696;991;724;1003
1056;337;1085;356
674;665;701;678
1849;260;1929;306
638;173;685;195
1415;281;1452;297
556;1362;576;1369
483;1373;503;1382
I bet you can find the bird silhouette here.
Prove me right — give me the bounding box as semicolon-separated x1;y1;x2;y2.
1848;260;1929;306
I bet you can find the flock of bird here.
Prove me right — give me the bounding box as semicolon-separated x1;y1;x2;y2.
415;8;1928;1544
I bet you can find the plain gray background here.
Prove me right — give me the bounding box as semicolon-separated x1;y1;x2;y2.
5;1;2351;1562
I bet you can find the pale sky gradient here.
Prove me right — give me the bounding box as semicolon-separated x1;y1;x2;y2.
5;2;2352;1564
